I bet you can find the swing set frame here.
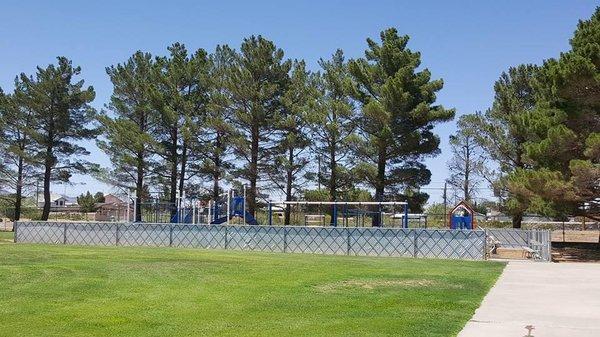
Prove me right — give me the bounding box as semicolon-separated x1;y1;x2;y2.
271;201;409;228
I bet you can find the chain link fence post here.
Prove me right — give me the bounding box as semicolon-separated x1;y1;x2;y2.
483;229;488;260
115;223;120;246
224;226;229;250
63;223;68;245
283;226;288;253
413;229;419;258
346;228;351;255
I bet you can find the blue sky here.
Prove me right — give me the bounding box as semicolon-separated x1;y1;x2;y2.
0;0;597;203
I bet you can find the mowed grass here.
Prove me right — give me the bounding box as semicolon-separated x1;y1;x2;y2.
0;230;14;242
0;240;504;337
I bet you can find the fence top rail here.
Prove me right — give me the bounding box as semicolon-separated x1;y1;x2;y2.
15;221;487;233
275;201;408;206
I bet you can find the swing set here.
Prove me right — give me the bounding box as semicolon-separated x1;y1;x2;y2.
270;201;409;228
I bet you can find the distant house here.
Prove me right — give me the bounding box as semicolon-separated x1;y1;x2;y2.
36;193;79;211
95;194;131;222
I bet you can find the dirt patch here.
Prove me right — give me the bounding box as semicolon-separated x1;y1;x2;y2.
315;279;439;292
552;242;600;262
552;230;600;243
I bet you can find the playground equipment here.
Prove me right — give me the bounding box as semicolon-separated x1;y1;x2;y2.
169;190;208;224
391;212;429;227
275;201;409;228
208;189;258;225
449;200;477;229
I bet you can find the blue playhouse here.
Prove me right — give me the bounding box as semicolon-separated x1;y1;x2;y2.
449;201;477;230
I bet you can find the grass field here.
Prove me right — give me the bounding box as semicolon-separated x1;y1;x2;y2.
0;237;504;337
0;230;13;242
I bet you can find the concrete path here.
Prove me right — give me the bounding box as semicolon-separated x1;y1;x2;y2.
459;261;600;337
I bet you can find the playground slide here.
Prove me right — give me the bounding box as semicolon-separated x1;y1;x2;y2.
210;212;258;226
170;212;193;224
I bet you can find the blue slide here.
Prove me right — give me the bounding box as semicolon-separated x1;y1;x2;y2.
170;210;193;223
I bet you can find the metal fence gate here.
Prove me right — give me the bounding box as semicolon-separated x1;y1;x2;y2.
485;228;552;261
15;221;487;260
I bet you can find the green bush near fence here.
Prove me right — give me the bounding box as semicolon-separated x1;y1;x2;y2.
0;243;504;337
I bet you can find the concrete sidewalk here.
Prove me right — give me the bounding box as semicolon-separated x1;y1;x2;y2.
459;261;600;337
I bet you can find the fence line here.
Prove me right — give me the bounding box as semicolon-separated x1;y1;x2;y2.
15;221;487;260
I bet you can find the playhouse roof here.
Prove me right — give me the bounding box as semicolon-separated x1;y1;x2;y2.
449;200;476;214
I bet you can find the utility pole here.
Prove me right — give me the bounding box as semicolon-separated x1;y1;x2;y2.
443;182;448;227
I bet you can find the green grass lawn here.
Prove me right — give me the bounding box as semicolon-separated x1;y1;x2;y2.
0;230;14;242
0;241;504;337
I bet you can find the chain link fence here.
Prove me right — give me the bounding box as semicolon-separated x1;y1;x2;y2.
15;221;487;260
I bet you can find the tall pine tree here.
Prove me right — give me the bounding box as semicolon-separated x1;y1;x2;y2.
508;8;600;219
269;60;316;225
193;45;237;201
17;57;96;220
348;28;454;224
226;36;291;216
464;64;538;227
0;88;37;221
150;43;210;213
310;50;358;224
98;51;158;221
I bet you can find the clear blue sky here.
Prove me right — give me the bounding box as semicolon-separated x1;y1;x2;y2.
0;0;597;203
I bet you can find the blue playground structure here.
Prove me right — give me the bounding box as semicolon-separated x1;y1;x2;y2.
170;208;193;224
210;196;258;225
165;189;422;229
449;201;477;230
166;189;258;225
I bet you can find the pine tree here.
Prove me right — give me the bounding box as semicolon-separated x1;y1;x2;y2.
226;36;291;216
309;50;358;224
192;45;237;202
269;60;317;225
0;90;14;197
348;28;454;224
465;64;538;228
0;89;37;221
77;191;97;213
446;115;485;202
98;51;157;221
94;191;105;203
17;57;96;220
508;8;600;219
150;43;210;214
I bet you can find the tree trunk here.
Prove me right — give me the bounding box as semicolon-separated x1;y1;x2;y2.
212;134;222;201
248;124;259;217
284;147;294;226
41;147;53;221
135;152;144;222
512;144;526;230
372;147;386;227
464;141;470;202
14;155;24;223
328;142;337;226
512;212;523;229
169;136;178;218
178;142;188;200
